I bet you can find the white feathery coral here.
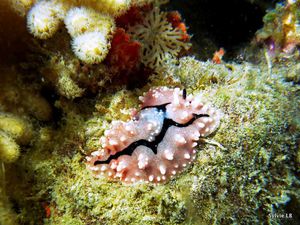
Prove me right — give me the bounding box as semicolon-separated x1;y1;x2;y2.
64;7;115;37
65;7;115;64
27;0;66;39
72;31;110;64
128;7;191;69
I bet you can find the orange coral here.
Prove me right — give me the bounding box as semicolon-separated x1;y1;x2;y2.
106;28;141;73
167;11;190;41
212;48;225;64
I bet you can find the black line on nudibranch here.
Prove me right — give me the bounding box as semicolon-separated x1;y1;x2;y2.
183;89;187;100
94;102;209;165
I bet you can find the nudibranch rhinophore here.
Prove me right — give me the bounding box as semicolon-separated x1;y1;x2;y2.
86;87;221;184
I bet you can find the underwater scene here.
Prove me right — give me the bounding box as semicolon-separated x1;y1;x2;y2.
0;0;299;224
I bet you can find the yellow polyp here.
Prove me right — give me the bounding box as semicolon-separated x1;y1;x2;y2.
0;113;33;145
0;131;20;163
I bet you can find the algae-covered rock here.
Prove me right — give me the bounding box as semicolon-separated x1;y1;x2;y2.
0;112;33;145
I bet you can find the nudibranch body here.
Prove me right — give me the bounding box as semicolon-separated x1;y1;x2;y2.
86;87;221;184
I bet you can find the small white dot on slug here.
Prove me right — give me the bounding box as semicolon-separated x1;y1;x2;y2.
149;175;154;181
120;136;126;142
115;172;121;178
192;134;200;141
196;122;205;128
116;164;125;172
192;149;196;154
171;170;176;175
135;172;141;177
100;165;107;171
205;127;210;133
181;111;189;120
91;151;100;157
174;164;179;168
138;96;144;101
164;150;174;160
202;117;210;123
175;134;187;145
131;178;136;182
109;139;118;146
184;153;191;159
90;166;100;171
182;163;187;167
162;176;166;180
192;156;196;160
125;178;129;182
157;176;161;181
125;125;132;131
108;171;113;176
147;123;153;131
110;163;117;169
86;156;92;161
159;165;166;175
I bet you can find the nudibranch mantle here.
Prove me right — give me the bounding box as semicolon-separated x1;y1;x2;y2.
86;87;221;184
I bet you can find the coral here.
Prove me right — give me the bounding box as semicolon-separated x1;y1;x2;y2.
72;31;110;64
256;0;300;54
105;28;141;74
86;87;221;183
166;11;190;41
64;6;116;64
212;48;225;64
64;7;115;37
0;112;33;163
56;69;85;99
26;2;117;64
27;0;66;39
128;7;191;69
40;4;114;63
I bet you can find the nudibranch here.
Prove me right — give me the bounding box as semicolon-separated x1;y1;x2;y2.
86;87;221;184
